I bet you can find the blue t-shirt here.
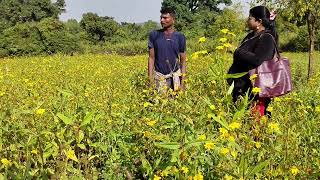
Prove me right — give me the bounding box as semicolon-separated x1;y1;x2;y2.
148;30;186;75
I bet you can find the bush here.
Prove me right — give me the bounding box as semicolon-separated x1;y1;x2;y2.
281;25;320;52
37;18;82;54
205;7;246;43
0;22;46;56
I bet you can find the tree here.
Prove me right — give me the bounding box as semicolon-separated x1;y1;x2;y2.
80;13;119;42
161;0;232;30
37;18;81;54
0;0;65;27
258;0;320;78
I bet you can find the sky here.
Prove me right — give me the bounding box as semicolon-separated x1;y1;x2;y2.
60;0;251;23
60;0;163;23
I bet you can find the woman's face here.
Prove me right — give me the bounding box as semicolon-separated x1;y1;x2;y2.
247;15;260;31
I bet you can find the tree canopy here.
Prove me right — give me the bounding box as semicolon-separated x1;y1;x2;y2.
0;0;65;27
161;0;232;30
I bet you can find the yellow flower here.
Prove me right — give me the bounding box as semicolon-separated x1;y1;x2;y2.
192;50;208;59
154;175;161;180
290;166;299;176
266;106;273;112
268;122;280;133
161;170;169;177
198;134;206;141
220;29;229;34
192;53;199;59
229;122;241;130
31;149;38;155
223;43;232;48
66;149;78;162
0;91;5;97
274;97;281;102
198;37;206;43
35;108;46;116
198;50;208;55
144;102;153;108
146;120;157;127
207;113;214;119
1;158;12;168
204;142;215;150
228;136;235;142
255;142;262;149
216;45;224;50
194;172;204;180
143;131;152;137
209;104;216;110
219;38;228;43
181;166;189;174
224;174;233;180
252;87;261;94
250;74;258;81
231;150;238;158
219;128;229;138
315;106;320;112
220;147;230;156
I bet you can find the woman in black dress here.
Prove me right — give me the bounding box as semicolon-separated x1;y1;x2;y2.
227;6;278;117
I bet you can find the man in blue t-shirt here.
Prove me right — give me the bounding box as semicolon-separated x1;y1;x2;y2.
148;7;187;92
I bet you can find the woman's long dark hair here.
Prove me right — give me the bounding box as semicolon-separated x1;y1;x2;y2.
249;6;278;44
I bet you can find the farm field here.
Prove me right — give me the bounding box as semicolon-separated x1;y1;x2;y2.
0;52;320;179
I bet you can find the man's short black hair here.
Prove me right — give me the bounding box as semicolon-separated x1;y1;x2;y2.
160;7;176;18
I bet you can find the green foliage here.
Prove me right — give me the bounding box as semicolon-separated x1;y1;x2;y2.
161;0;232;30
112;21;159;43
205;7;246;41
0;0;65;26
0;18;81;56
280;25;320;52
37;18;81;54
80;13;120;43
0;22;45;56
0;52;320;178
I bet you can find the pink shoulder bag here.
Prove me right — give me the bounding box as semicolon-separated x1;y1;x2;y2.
249;34;293;98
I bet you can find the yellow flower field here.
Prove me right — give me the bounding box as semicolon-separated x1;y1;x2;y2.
0;51;320;179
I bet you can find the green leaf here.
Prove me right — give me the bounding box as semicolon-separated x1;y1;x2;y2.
225;72;248;79
88;155;98;161
247;160;269;177
81;112;94;127
212;116;230;130
141;155;152;175
233;108;246;121
154;155;162;168
227;81;234;95
154;142;180;150
239;155;247;176
77;130;84;143
170;150;179;163
77;144;86;150
57;113;73;125
185;141;203;150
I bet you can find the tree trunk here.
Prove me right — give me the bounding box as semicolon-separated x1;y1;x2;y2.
307;11;316;79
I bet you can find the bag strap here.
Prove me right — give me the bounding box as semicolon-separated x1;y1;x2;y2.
260;32;281;58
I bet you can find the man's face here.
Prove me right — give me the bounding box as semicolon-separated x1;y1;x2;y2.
160;13;174;28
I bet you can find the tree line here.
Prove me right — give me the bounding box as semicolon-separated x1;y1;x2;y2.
0;0;319;60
